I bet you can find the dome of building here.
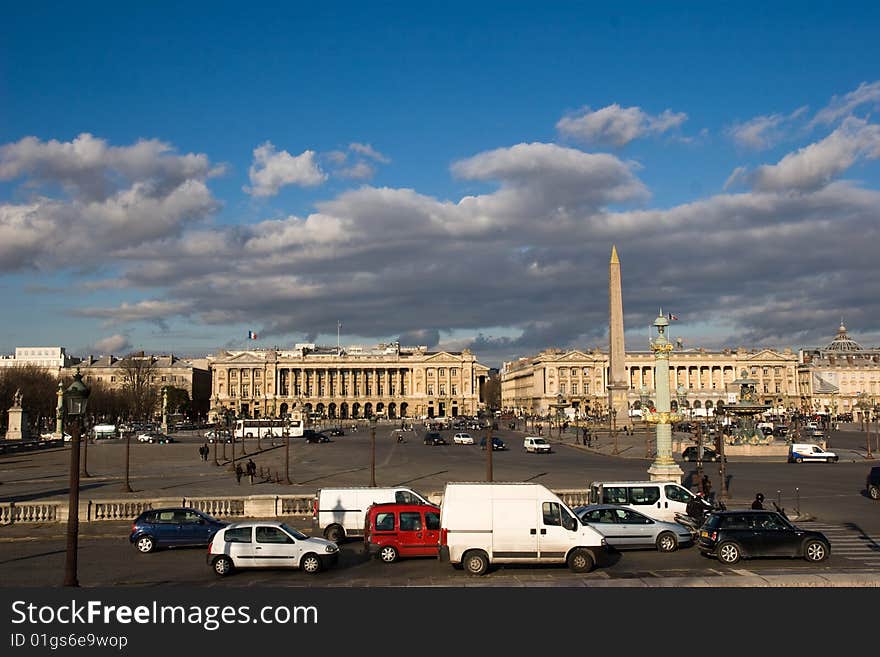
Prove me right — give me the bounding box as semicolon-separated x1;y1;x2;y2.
825;321;863;351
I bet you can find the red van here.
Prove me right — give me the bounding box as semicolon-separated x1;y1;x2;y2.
364;502;442;563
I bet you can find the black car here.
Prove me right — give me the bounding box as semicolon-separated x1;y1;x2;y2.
479;436;506;451
698;510;829;565
327;427;345;436
304;431;331;444
867;466;880;500
129;507;228;553
423;432;447;446
681;445;723;462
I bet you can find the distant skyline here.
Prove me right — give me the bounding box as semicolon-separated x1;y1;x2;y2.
2;2;880;369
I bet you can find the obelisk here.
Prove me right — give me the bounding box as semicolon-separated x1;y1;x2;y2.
608;246;628;433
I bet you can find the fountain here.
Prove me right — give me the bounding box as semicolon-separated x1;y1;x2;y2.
723;369;773;446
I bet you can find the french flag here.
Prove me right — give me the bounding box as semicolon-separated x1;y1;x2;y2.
248;330;258;340
667;313;679;321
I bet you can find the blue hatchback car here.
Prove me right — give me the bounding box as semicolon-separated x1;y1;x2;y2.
130;507;228;553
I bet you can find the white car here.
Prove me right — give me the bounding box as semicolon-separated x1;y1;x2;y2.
207;521;339;576
453;432;474;445
524;436;551;453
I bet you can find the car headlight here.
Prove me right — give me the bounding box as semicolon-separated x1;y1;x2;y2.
325;544;338;553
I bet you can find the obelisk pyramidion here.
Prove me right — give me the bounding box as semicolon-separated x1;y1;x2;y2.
608;245;628;432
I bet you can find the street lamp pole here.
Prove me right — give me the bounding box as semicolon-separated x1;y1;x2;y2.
717;408;728;502
122;429;132;493
370;415;377;487
284;421;292;485
81;417;91;478
63;370;90;587
486;418;494;482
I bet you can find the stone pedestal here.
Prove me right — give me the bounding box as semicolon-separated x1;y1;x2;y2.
6;406;29;441
647;461;684;483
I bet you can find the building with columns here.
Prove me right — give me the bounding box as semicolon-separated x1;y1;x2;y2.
798;323;880;419
208;342;490;420
500;345;800;418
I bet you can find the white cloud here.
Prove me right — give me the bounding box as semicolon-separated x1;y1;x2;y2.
244;142;327;196
73;299;190;323
811;81;880;127
748;117;880;192
726;107;808;150
337;161;376;180
348;142;390;163
556;104;688;146
92;334;132;354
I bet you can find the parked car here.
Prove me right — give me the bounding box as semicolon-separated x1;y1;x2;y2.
574;504;694;552
453;432;474;445
327;427;345;436
681;445;723;462
364;502;442;563
867;466;880;500
698;510;830;565
130;507;228;553
423;432;447;446
480;436;506;451
207;521;339;576
305;431;331;444
205;429;232;443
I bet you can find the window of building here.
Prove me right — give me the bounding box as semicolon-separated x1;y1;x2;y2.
110;376;115;382
571;384;577;395
439;368;445;376
451;368;457;376
451;385;457;396
560;384;566;394
161;376;166;382
439;385;446;395
427;384;434;395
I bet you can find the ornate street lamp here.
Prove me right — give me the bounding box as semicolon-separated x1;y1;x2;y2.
369;414;378;487
63;370;90;587
857;393;873;459
644;311;684;483
283;418;293;485
639;385;652;457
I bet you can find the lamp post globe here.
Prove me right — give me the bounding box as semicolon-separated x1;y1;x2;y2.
63;370;90;587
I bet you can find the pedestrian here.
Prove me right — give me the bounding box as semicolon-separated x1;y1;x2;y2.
751;492;765;510
201;443;209;461
247;458;256;485
700;474;713;501
235;463;243;485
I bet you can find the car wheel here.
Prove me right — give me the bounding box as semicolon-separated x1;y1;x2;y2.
135;535;156;553
212;556;233;576
379;546;398;563
567;548;594;573
717;542;741;565
804;540;829;563
301;553;322;574
869;485;880;500
795;457;803;464
463;551;489;576
324;525;344;543
826;457;834;463
656;531;678;553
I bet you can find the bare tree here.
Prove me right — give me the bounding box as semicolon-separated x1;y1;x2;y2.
117;353;159;422
480;372;502;412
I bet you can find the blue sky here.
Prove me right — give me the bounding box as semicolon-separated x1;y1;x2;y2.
2;2;880;367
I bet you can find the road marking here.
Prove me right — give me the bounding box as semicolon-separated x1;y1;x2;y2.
731;568;758;576
807;522;880;566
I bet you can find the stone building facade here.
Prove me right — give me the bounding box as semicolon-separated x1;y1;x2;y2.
68;354;212;418
208;342;490;420
798;323;880;418
0;347;81;374
501;346;799;418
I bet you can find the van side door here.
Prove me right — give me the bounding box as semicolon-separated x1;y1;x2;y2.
663;484;695;519
537;502;576;561
421;509;441;556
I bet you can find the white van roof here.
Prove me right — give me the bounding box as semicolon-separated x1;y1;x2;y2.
589;480;682;487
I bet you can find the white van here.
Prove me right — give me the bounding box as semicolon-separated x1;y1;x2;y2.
588;480;696;522
788;443;838;463
312;487;432;542
523;436;551;453
439;482;606;575
92;424;117;439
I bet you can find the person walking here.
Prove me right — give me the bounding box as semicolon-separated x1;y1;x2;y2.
700;474;713;500
246;458;256;485
235;462;243;485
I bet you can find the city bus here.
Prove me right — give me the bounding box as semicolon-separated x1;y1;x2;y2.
233;418;304;439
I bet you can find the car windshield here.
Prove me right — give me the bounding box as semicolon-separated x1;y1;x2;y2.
532;438;548;444
280;524;308;540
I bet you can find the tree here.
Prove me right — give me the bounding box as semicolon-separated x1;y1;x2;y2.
481;372;502;412
162;386;191;417
0;365;60;434
117;353;159;422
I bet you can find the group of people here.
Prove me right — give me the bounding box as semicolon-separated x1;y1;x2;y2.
234;458;258;485
198;443;210;461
